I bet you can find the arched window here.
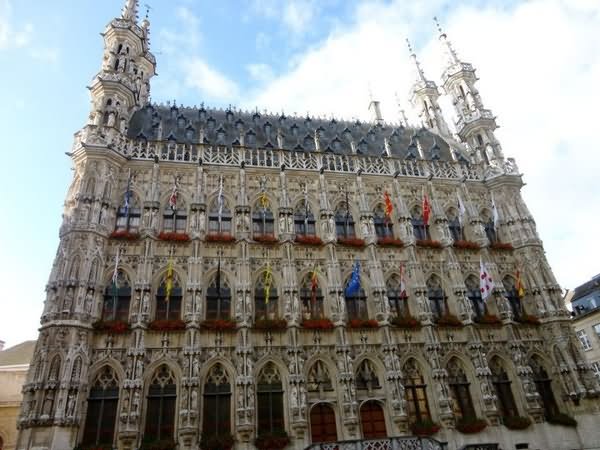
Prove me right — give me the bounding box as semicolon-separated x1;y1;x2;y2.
373;204;392;239
82;366;119;447
355;360;381;392
426;275;447;321
447;208;463;241
206;272;231;320
202;364;231;440
335;201;355;239
256;363;285;436
155;272;182;320
145;365;177;442
490;357;519;419
402;359;431;424
344;276;367;321
411;205;429;240
502;276;522;321
208;197;232;234
294;199;316;236
299;273;324;320
255;272;278;320
447;359;476;420
307;361;333;393
102;270;131;322
387;275;409;319
163;200;187;233
115;193;141;233
465;275;485;321
481;210;497;244
360;400;387;439
530;356;559;419
310;403;337;444
253;199;274;237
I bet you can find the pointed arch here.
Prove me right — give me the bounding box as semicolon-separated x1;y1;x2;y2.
355;359;381;392
71;356;83;382
69;255;82;280
426;274;447;320
299;271;324;320
85;177;96;196
162;195;187;233
373;203;392;239
489;356;519;419
144;364;177;442
410;204;429;240
48;355;62;381
310;402;337;444
252;197;275;237
208;193;232;234
334;200;355;239
502;275;523;320
115;190;141;233
465;273;485;320
480;208;497;244
155;269;183;321
255;269;278;321
294;198;316;237
446;206;463;241
402;358;431;424
307;360;333;393
387;273;409;319
102;269;132;322
202;363;232;439
529;354;560;419
343;271;367;321
256;362;285;435
88;257;101;284
446;357;476;420
81;365;119;447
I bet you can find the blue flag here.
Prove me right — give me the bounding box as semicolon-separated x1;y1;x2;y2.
345;260;361;297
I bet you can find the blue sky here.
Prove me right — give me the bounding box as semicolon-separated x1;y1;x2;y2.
1;0;599;347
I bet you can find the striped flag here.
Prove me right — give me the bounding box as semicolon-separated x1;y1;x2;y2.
168;180;178;213
217;175;224;225
111;248;121;301
491;193;499;228
310;265;319;305
457;192;466;225
479;258;494;301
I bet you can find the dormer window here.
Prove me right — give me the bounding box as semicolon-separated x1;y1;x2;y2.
207;116;216;130
226;109;234;122
264;122;272;135
177;116;185;129
216;129;226;144
290;123;299;137
235;118;244;133
246;130;256;146
253;112;261;125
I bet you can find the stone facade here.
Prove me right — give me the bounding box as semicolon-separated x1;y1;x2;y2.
16;2;600;450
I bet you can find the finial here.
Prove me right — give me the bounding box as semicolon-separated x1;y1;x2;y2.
433;16;460;65
367;81;373;103
121;0;139;21
394;92;409;127
405;38;415;56
406;38;427;83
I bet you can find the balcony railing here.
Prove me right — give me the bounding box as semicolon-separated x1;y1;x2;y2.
305;436;448;450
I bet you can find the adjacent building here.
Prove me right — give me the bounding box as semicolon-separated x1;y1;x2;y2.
571;274;600;382
15;2;600;450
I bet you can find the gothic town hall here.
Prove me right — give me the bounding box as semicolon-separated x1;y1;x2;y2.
16;1;600;450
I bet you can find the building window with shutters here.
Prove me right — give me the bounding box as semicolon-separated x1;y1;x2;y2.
577;330;592;351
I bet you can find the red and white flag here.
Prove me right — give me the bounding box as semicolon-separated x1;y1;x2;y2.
399;264;407;298
422;193;431;226
479;258;494;300
169;182;178;212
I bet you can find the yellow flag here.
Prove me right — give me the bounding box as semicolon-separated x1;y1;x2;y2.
264;263;273;304
259;192;269;209
165;258;174;303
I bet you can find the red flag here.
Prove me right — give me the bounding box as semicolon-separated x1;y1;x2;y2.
422;193;431;226
384;191;393;219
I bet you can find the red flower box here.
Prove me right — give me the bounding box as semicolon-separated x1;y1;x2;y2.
410;419;440;436
518;314;541;326
476;314;502;326
254;431;290;450
200;434;234;450
301;318;335;330
490;242;514;251
453;240;480;250
92;320;130;334
254;318;288;331
416;239;442;248
295;235;323;246
348;319;379;329
158;231;190;242
436;313;464;327
390;315;421;329
201;318;237;331
110;230;140;240
456;417;488;434
148;319;186;331
338;237;366;247
254;234;279;244
377;237;404;247
206;233;236;243
140;439;177;450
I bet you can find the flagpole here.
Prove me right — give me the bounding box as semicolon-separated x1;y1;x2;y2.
344;187;350;238
111;247;120;320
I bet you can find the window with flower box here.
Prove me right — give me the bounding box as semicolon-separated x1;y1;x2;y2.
427;275;447;321
163;203;187;233
465;275;485;321
208;198;232;234
300;273;324;319
102;270;131;322
335;201;355;239
144;365;177;443
82;366;119;447
256;363;285;435
484;217;497;244
255;273;278;320
403;359;431;423
114;195;141;233
155;274;182;321
447;208;463;242
502;276;523;321
411;205;429;241
253;201;275;237
206;273;231;320
447;359;476;420
373;204;392;239
345;286;367;321
490;357;519;418
294;199;316;236
387;275;409;319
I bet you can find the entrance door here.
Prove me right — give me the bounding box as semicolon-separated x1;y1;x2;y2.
360;400;387;439
310;403;337;443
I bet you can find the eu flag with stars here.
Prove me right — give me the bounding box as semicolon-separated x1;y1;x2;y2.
345;260;361;297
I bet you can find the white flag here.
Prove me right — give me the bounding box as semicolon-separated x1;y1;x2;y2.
491;193;499;228
457;193;466;225
217;175;224;222
479;258;494;300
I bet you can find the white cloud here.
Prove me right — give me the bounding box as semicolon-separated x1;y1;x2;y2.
244;0;600;290
246;63;275;84
283;0;315;35
0;0;33;50
183;58;239;102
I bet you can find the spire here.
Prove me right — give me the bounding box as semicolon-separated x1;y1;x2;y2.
394;92;409;127
406;38;427;83
434;16;460;66
368;82;383;124
121;0;139;22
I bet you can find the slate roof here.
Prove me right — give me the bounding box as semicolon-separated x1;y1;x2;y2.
0;340;36;367
127;104;458;161
571;274;600;302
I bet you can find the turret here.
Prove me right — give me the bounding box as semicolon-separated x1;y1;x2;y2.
87;0;156;133
406;39;451;137
434;17;503;166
